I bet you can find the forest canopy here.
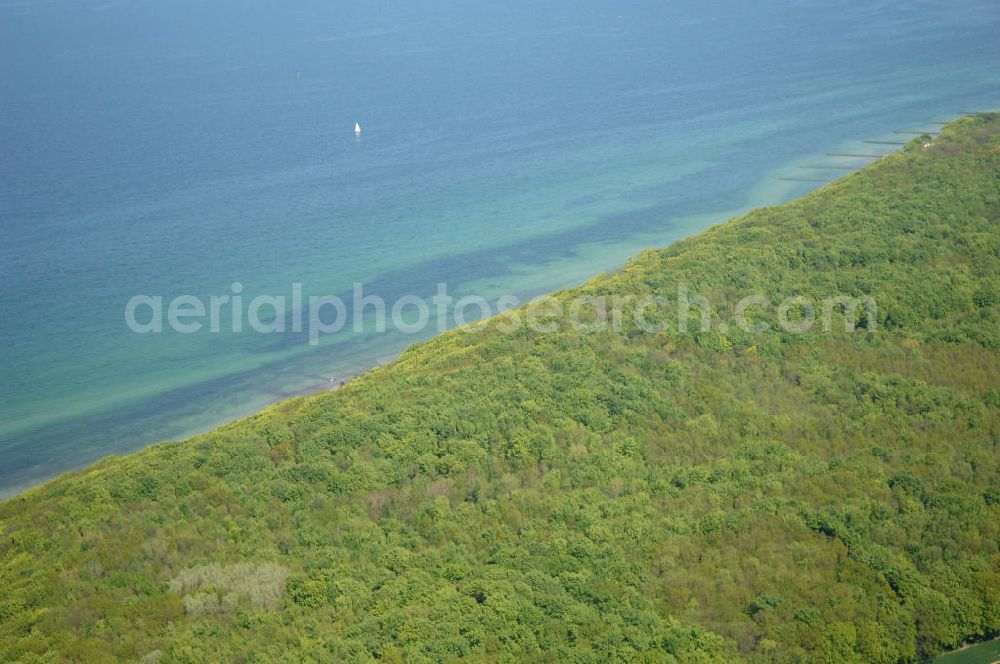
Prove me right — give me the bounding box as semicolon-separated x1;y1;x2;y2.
1;115;999;663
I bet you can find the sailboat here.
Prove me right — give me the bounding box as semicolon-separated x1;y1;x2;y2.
355;122;362;135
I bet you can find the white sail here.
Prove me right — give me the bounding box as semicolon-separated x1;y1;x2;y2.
355;122;362;134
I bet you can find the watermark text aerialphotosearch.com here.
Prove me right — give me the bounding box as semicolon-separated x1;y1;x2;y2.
125;282;876;345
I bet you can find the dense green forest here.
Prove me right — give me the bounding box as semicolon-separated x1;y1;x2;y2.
2;115;999;663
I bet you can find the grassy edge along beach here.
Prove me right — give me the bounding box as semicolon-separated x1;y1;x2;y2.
1;113;998;662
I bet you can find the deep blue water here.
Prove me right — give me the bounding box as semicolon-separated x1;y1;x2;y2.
2;0;999;495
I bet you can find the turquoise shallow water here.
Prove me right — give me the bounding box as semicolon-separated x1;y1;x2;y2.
2;0;1000;495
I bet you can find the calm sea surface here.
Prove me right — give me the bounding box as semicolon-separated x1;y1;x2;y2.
2;0;1000;495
